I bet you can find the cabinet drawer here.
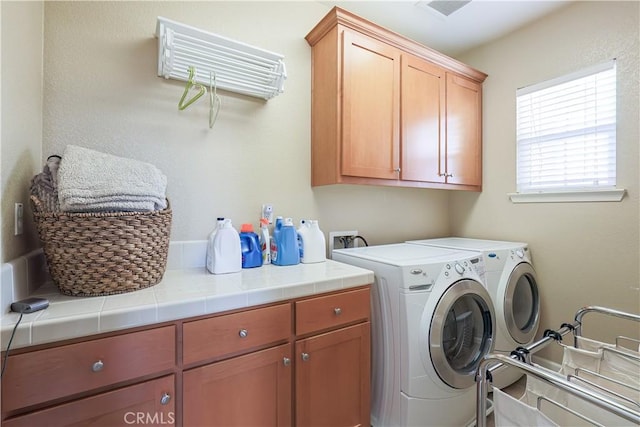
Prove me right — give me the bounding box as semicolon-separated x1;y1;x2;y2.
3;375;175;427
295;288;370;335
183;303;291;365
2;325;176;413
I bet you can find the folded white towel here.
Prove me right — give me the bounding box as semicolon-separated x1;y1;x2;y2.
62;199;157;213
58;145;167;212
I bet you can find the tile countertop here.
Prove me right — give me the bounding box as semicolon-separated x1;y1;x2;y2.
1;260;374;351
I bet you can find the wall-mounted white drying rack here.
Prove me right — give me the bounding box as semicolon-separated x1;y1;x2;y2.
156;17;287;100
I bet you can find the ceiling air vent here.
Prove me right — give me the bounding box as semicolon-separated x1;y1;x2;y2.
418;0;472;17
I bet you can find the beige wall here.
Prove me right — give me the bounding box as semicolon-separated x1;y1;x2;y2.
454;1;640;360
0;1;44;263
1;1;451;264
36;1;449;255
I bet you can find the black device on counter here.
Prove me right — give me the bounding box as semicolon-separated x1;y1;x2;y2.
10;297;49;314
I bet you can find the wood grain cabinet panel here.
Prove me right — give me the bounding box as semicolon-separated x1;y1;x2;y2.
306;7;486;191
182;303;291;365
295;322;371;427
295;287;370;336
183;344;292;427
2;375;175;427
445;73;483;187
1;325;176;413
342;29;400;180
401;54;446;183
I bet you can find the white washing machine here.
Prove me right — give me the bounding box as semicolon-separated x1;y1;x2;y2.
333;243;495;427
406;237;540;388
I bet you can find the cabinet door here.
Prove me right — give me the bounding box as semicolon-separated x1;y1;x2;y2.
401;54;446;183
296;322;370;427
3;375;175;427
342;29;400;180
445;73;482;186
183;343;292;427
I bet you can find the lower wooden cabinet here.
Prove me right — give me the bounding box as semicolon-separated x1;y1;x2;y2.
183;343;292;426
1;286;371;426
183;287;371;427
295;322;371;427
2;375;175;427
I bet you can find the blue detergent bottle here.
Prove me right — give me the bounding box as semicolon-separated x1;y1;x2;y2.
240;223;262;268
273;217;300;266
270;216;283;264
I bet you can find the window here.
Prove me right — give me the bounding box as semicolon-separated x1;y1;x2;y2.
512;60;624;202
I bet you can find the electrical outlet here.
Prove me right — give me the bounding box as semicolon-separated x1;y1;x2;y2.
261;204;274;224
14;203;23;235
328;230;359;258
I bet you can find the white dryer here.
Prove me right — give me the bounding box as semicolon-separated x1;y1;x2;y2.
406;237;540;388
333;243;495;427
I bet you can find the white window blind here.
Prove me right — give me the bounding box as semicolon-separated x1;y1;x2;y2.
516;60;616;194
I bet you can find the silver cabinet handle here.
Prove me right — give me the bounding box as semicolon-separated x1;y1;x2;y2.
301;352;310;362
160;392;171;405
394;168;401;173
334;307;342;315
91;360;104;372
283;357;291;366
239;329;248;338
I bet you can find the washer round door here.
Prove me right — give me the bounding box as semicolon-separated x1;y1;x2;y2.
430;279;495;389
504;262;540;344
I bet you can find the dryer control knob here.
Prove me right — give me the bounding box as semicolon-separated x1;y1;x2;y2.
454;263;465;275
516;249;525;258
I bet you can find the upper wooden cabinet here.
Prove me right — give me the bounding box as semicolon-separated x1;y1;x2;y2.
306;7;487;191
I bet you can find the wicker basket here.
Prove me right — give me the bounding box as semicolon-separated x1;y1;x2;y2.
30;195;172;297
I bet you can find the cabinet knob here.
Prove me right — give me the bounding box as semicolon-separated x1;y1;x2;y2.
394;168;401;173
91;360;104;372
160;392;171;405
283;357;291;366
334;307;342;315
301;352;310;362
239;329;248;338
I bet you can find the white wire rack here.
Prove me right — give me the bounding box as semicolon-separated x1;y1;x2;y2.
476;306;640;427
156;16;287;100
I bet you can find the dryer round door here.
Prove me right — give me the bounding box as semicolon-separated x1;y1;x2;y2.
504;262;540;344
430;279;495;389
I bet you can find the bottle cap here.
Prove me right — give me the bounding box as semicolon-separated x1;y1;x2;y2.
240;223;254;232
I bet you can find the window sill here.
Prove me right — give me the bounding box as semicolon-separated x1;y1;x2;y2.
508;189;626;203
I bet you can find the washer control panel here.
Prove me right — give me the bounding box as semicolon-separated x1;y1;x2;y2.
442;257;484;282
401;253;486;291
508;246;530;264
